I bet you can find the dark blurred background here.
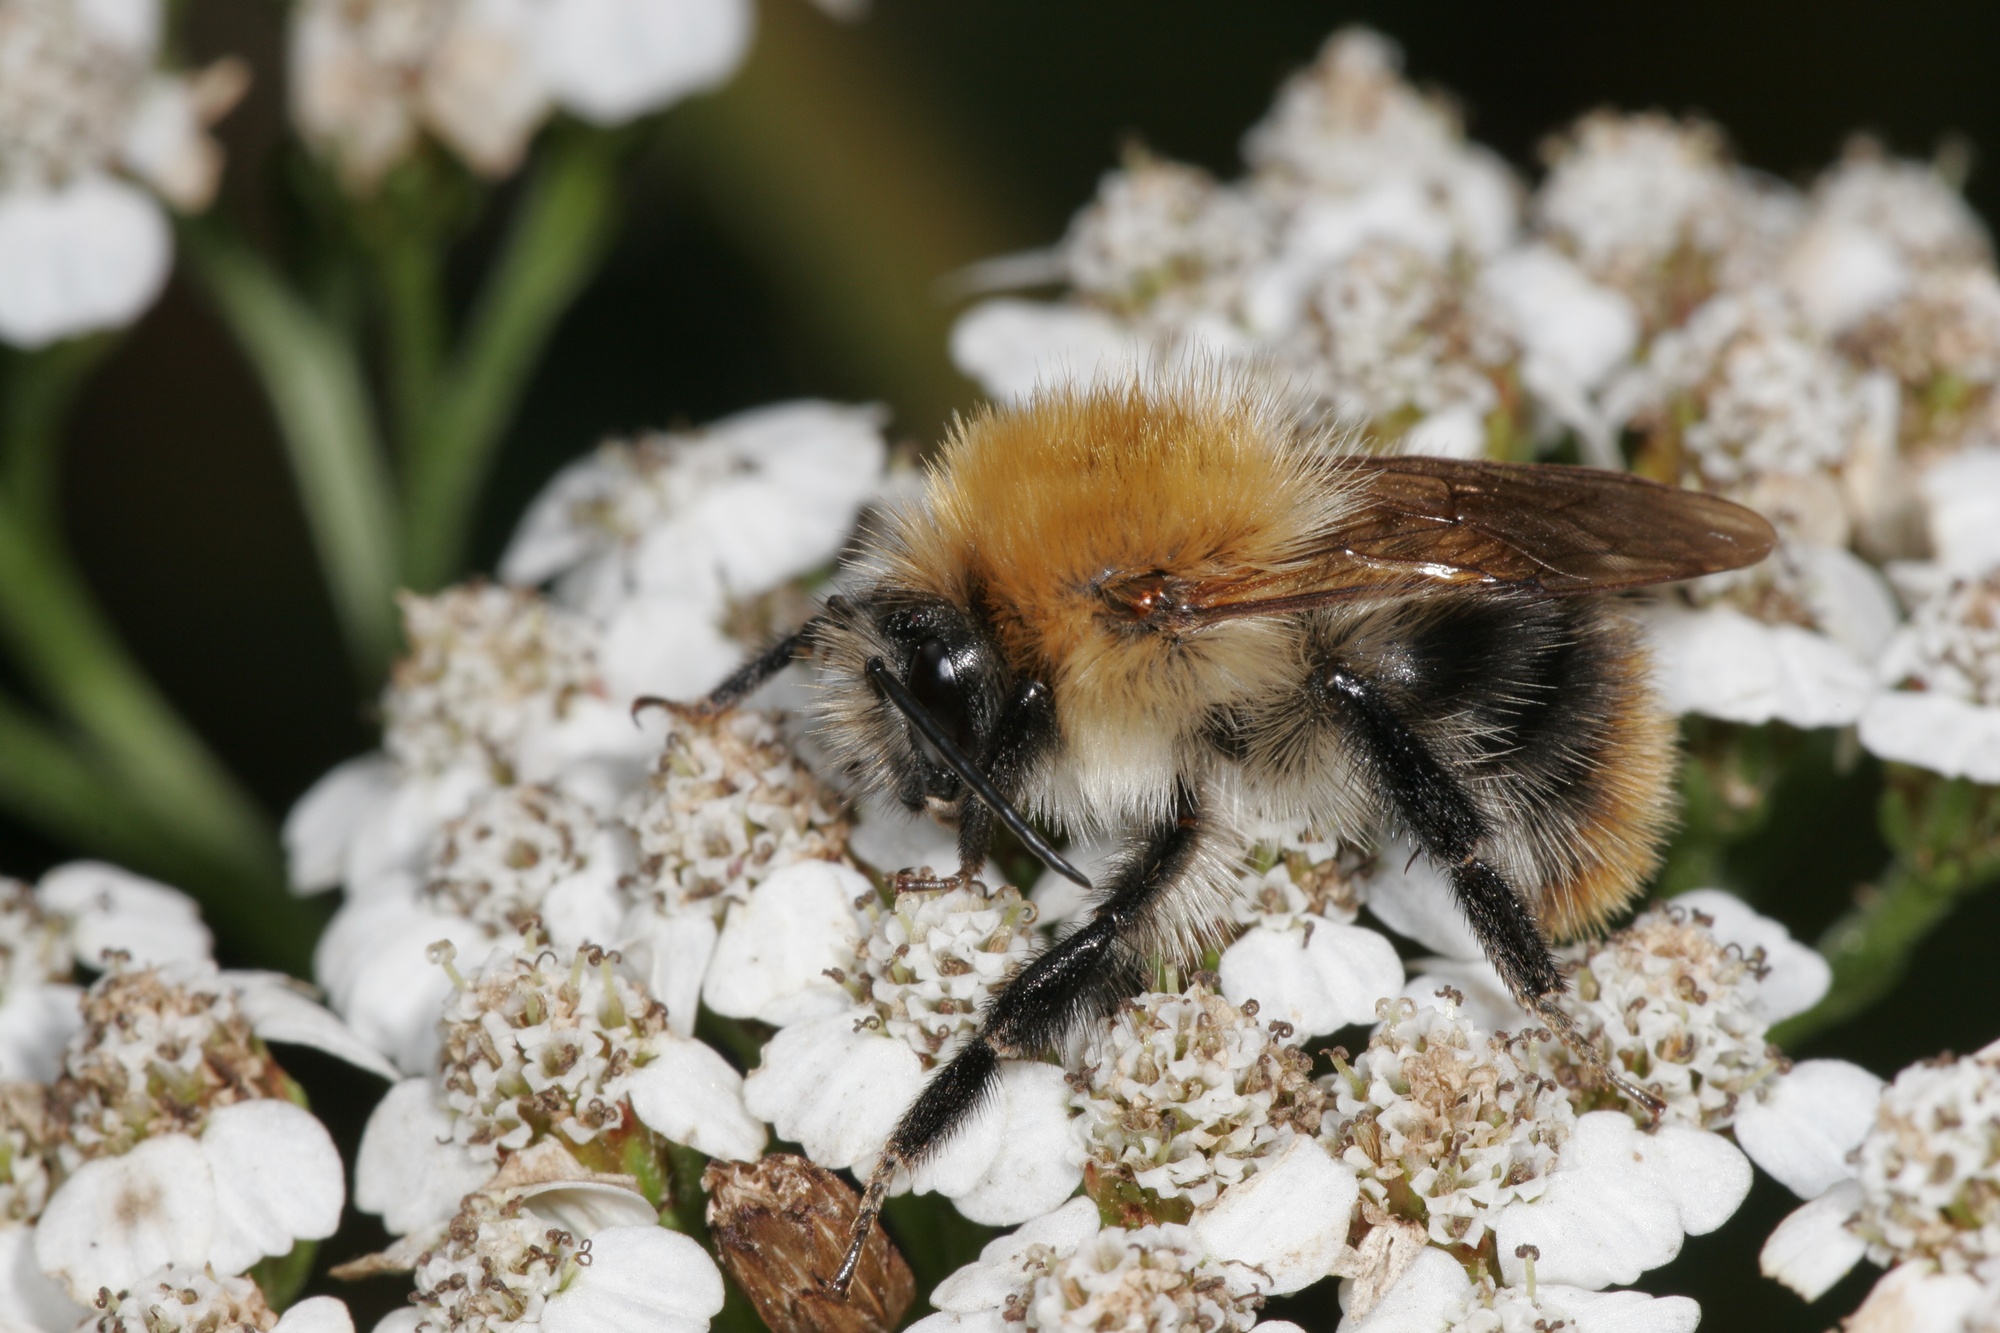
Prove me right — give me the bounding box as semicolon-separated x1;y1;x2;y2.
22;2;2000;1327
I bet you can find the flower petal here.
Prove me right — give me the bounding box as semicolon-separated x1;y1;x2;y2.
629;911;719;1039
200;1100;346;1274
917;1061;1083;1225
1219;918;1404;1038
0;982;83;1083
1493;1113;1688;1290
0;175;171;349
741;1014;923;1171
1192;1136;1357;1295
535;0;752;125
35;1134;216;1300
226;971;399;1081
627;1035;768;1162
1859;691;2000;784
1399;958;1523;1034
0;1223;84;1332
275;1296;358;1333
513;1181;659;1236
931;1196;1102;1314
1637;602;1872;728
540;1224;725;1333
1644;1125;1752;1236
1735;1059;1883;1199
703;862;871;1025
313;892;483;1075
38;860;211;968
355;1078;494;1236
1759;1178;1867;1300
283;755;396;894
949;299;1148;403
1556;1287;1702;1333
1335;1246;1471;1333
1843;1260;1983;1333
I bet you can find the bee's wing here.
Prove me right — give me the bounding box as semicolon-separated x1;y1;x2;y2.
1179;456;1776;623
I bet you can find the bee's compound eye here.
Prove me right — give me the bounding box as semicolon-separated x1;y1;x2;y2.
909;637;976;756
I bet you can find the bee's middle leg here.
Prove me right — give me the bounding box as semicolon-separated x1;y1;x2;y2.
828;789;1207;1294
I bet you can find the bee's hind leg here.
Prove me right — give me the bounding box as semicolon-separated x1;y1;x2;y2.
827;790;1208;1297
1319;660;1667;1120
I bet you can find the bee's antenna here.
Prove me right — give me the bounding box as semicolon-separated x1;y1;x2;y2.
865;657;1093;892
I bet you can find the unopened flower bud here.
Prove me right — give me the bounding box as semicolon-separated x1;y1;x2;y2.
704;1154;913;1333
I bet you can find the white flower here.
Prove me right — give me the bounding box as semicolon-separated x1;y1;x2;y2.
1242;28;1518;259
1861;565;2000;781
1217;837;1404;1038
1060;153;1273;327
378;1174;724;1333
355;939;762;1237
741;882;1082;1225
315;783;631;1073
1402;886;1877;1200
290;0;752;189
1762;1039;2000;1311
1782;144;1989;336
618;707;850;1035
0;0;244;346
1325;1001;1750;1292
1533;112;1792;329
1840;264;2000;459
949;298;1150;405
85;1266;353;1333
1257;239;1516;453
30;964;354;1303
915;1200;1278;1333
1075;984;1356;1293
1337;1246;1700;1333
285;585;663;900
1475;244;1639;462
501;402;889;648
0;862;216;1084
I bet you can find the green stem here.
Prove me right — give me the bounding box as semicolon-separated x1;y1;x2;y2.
0;345;317;973
1773;770;2000;1048
185;224;402;681
399;127;621;590
373;226;448;456
0;691;193;873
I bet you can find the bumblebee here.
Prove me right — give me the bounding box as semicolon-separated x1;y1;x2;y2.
688;374;1774;1291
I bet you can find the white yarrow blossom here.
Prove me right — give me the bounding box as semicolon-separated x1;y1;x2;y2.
912;1198;1292;1333
290;0;752;188
1074;984;1356;1293
1337;1246;1700;1333
355;939;762;1238
1218;836;1404;1039
86;1267;354;1333
374;1171;725;1333
619;706;851;1035
29;962;361;1305
1861;564;2000;782
1763;1039;2000;1330
0;0;245;345
1323;1000;1751;1292
740;881;1083;1225
285;584;665;903
314;782;632;1074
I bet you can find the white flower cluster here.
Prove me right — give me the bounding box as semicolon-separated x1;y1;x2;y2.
356;936;763;1241
1763;1040;2000;1332
0;906;387;1333
288;401;888;1073
1075;985;1324;1214
289;0;751;189
86;1267;352;1333
1324;1001;1574;1251
0;0;245;346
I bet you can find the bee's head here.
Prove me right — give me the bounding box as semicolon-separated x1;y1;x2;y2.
809;586;1010;815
